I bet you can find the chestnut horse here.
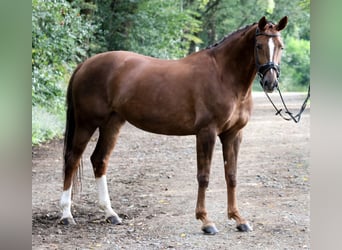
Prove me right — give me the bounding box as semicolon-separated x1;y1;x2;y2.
59;16;288;234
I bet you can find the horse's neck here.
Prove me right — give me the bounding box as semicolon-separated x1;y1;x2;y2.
211;27;257;93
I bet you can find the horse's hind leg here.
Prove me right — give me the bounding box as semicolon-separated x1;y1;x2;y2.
90;113;125;224
60;125;96;225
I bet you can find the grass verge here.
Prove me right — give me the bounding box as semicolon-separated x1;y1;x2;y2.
32;106;65;145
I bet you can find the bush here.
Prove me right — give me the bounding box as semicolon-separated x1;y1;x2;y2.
32;0;104;144
32;0;101;109
280;37;310;91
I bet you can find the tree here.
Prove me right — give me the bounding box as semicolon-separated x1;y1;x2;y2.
95;0;139;51
132;1;201;58
94;0;204;58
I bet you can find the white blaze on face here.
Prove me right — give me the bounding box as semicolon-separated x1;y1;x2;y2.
268;38;275;62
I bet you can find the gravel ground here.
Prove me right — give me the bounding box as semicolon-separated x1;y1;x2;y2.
32;92;310;249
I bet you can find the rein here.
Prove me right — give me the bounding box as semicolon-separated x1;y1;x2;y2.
254;27;310;123
262;84;310;123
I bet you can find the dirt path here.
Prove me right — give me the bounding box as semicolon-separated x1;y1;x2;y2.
32;92;310;249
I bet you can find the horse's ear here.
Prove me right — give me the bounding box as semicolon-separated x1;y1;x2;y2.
276;16;288;31
258;16;268;31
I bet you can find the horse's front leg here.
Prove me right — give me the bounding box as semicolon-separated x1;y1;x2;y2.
195;127;218;234
219;130;252;232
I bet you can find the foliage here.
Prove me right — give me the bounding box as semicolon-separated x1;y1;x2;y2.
127;0;202;58
95;0;138;51
195;0;310;47
32;0;102;110
96;0;203;58
281;37;310;91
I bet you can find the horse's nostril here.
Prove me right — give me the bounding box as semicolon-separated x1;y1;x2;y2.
274;79;279;87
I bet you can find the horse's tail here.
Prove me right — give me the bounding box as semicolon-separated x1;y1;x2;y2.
63;63;83;195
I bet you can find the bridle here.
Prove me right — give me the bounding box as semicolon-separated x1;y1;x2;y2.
254;27;281;83
254;27;310;123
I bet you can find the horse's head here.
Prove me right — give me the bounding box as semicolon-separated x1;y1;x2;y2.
255;16;288;93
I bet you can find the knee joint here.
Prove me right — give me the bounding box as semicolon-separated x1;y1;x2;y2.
227;174;237;187
197;174;209;188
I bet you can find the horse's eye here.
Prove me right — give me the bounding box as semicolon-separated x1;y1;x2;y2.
256;44;262;50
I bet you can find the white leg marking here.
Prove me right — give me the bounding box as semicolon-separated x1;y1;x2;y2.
60;187;75;224
268;38;275;62
96;175;121;221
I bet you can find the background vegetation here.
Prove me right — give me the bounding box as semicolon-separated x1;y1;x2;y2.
32;0;310;144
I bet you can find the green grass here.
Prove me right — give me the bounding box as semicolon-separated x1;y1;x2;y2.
32;106;65;145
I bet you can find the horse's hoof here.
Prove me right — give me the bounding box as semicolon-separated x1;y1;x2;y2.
106;216;122;225
237;222;253;232
59;217;76;225
202;224;219;235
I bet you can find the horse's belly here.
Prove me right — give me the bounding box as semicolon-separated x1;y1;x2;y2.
116;103;196;136
125;116;196;136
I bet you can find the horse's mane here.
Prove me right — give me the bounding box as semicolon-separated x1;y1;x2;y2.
206;22;257;49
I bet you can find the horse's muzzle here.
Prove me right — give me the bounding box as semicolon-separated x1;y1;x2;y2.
259;65;280;93
260;73;278;93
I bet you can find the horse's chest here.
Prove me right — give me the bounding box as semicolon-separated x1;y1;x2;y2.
220;101;252;133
